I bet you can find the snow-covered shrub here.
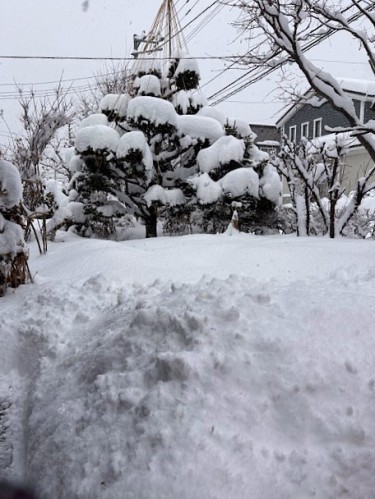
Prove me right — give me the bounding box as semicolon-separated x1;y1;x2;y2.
0;159;28;296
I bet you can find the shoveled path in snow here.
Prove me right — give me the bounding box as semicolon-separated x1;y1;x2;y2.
1;233;375;498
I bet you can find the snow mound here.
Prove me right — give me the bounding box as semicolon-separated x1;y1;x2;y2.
99;94;130;120
127;96;178;128
259;164;282;204
79;113;108;129
18;269;375;499
135;74;161;97
198;106;227;125
226;118;255;139
177;115;224;144
189;172;222;204
117;131;153;175
75;125;120;154
197;135;245;173
144;185;185;207
0;159;23;209
220;167;259;198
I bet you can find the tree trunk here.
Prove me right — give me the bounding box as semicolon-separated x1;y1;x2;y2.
145;206;158;238
329;196;337;239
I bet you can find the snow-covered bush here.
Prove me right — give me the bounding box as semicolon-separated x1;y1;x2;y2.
0;159;28;296
68;50;281;239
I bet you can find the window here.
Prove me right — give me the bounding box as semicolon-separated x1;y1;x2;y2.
313;118;322;138
301;122;309;139
289;125;297;142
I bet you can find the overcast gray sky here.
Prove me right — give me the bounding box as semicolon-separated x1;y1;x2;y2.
0;0;373;146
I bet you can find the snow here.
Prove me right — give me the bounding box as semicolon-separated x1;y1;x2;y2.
135;74;161;97
220;167;259;198
144;185;185;207
337;77;375;97
2;233;375;498
127;96;178;128
197;135;245;173
197;105;227;125
177;115;224;144
78;113;108;129
117;131;153;175
172;90;190;114
0;159;23;209
75;125;120;154
99;94;130;119
0;216;25;257
189;172;222;205
174;51;200;78
259;164;282;204
251;144;270;164
226;117;255;139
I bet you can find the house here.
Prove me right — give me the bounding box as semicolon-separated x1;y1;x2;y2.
250;123;280;158
275;78;375;191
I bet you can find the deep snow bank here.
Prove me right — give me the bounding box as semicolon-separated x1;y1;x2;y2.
20;267;375;499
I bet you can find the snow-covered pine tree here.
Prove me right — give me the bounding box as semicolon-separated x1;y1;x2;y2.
165;107;282;235
0;159;28;296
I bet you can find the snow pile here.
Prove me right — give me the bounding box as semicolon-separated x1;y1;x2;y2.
127;96;178;128
220;167;259;198
0;159;23;209
259;164;282;204
189;91;208;110
2;234;375;498
99;94;130;120
79;113;108;129
0;215;25;257
197;135;245;173
177;115;224;144
135;75;161;97
189;173;222;204
251;144;270;164
172;90;190;114
75;125;120;154
144;185;185;207
117;131;153;173
198;106;227;125
174;51;200;78
226;118;255;139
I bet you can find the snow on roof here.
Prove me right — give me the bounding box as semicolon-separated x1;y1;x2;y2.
75;125;120;154
256;140;280;147
177;115;224;143
189;172;222;204
337;78;375;97
117;131;153;175
220;167;259;198
0;159;23;209
127;96;178;128
197;135;245;173
79;113;109;129
99;94;130;119
135;75;161;97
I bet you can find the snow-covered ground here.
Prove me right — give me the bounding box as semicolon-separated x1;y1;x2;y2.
1;232;375;498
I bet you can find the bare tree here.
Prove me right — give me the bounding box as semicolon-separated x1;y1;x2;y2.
8;84;73;251
228;0;375;235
